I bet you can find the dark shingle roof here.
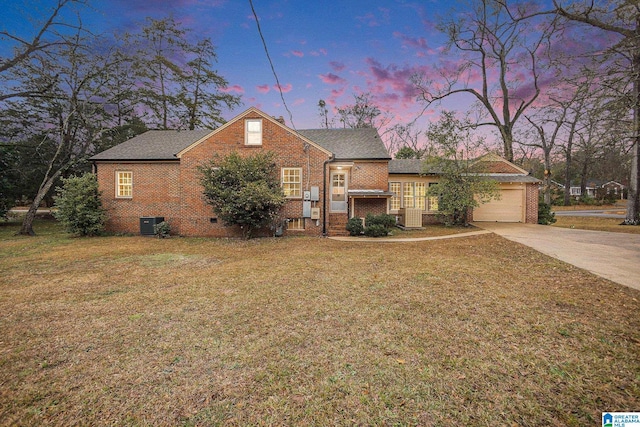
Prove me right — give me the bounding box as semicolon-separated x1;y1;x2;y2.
90;130;211;161
389;159;442;174
389;159;540;182
91;128;390;162
298;128;390;160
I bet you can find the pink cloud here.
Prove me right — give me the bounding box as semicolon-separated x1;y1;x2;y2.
318;73;347;85
329;61;345;72
291;50;304;57
256;84;270;94
363;57;432;107
327;87;346;105
293;98;305;106
357;12;379;27
274;83;292;93
221;84;244;94
393;31;429;50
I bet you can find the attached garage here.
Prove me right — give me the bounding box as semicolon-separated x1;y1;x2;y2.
473;185;525;222
389;154;541;225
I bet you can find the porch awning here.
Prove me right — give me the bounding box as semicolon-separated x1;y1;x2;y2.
348;189;394;198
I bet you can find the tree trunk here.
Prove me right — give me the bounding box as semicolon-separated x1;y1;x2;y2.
502;129;514;163
563;150;572;206
625;28;640;224
543;149;552;205
18;172;61;235
579;158;589;199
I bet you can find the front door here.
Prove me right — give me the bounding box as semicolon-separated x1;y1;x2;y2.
330;170;347;212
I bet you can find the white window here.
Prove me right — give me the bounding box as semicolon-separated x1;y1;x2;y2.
403;182;415;208
389;182;401;211
415;182;426;210
282;168;302;198
245;119;262;145
428;182;439;211
287;218;305;230
116;171;132;198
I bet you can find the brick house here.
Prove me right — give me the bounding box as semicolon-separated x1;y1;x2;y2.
91;107;539;237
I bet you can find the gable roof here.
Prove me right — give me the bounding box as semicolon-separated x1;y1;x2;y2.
471;153;529;174
90;129;211;161
297;128;390;160
176;107;332;158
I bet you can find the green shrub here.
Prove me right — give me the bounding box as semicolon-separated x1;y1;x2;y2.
578;195;600;206
53;173;106;236
364;223;389;237
346;217;364;236
365;213;396;229
199;152;286;239
538;201;556;225
154;221;171;238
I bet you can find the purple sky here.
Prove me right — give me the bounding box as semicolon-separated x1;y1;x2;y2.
2;0;464;129
6;0;606;149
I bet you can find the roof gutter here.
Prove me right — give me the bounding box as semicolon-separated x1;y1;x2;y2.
322;154;335;236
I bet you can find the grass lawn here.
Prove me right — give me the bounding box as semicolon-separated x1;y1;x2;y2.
552;216;640;235
1;220;639;426
552;202;625;211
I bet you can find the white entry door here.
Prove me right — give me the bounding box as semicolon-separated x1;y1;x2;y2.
330;171;347;212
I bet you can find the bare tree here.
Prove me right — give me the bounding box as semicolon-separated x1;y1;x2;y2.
553;0;640;223
317;99;330;128
387;122;426;158
414;0;558;162
5;32;127;235
0;0;85;101
335;93;391;130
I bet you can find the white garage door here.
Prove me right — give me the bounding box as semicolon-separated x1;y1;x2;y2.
473;188;524;222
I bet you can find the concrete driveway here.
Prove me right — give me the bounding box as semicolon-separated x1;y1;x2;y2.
475;222;640;291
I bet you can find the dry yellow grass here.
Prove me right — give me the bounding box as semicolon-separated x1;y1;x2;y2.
1;220;639;426
553;216;640;234
552;202;625;211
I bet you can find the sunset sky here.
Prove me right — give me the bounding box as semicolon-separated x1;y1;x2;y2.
2;0;597;148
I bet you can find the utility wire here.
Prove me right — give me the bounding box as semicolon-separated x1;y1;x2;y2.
249;0;296;130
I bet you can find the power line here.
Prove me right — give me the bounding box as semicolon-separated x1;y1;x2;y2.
248;0;296;130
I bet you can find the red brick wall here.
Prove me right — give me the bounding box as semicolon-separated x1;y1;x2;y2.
96;162;182;234
178;113;330;237
525;183;539;224
353;198;387;218
350;161;388;190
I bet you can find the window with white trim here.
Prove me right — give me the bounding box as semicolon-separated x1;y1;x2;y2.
403;182;415;208
287;218;305;230
415;182;427;210
428;182;439;211
116;171;132;198
389;182;401;211
282;168;302;198
245;119;262;145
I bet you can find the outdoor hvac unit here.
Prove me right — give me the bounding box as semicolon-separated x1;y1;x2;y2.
140;217;165;235
398;208;422;228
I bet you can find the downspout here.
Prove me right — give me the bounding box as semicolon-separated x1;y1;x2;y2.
322;154;335;236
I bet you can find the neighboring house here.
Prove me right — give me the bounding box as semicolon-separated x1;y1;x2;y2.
602;181;625;199
90;107;539;237
552;179;625;200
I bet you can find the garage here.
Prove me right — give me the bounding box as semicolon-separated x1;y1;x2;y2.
473;186;525;222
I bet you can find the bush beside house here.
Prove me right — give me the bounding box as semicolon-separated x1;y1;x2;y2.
53;173;106;236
